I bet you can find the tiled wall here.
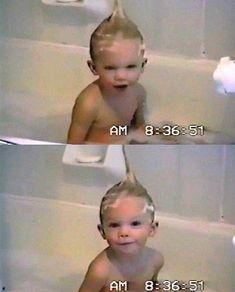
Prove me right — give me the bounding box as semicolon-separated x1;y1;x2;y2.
0;1;3;37
0;1;3;90
1;0;235;59
0;146;234;225
128;146;233;222
0;193;3;286
223;146;235;222
205;0;235;59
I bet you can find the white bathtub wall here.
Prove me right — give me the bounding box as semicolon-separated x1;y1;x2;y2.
0;192;4;289
0;39;95;141
223;146;235;223
0;194;8;290
1;39;94;99
142;53;235;140
120;0;204;58
0;1;3;92
0;146;118;206
1;145;235;225
126;145;235;223
1;0;235;59
0;1;3;37
0;0;111;48
0;50;2;102
0;194;103;291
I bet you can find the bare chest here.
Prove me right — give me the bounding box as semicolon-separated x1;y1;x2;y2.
95;94;138;127
102;262;155;292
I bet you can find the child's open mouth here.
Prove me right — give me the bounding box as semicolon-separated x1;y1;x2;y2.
113;84;128;90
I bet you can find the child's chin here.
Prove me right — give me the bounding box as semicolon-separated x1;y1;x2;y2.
115;243;140;254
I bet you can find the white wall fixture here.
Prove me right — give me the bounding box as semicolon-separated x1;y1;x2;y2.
63;145;126;177
41;0;85;7
213;57;235;95
63;145;108;165
41;0;112;14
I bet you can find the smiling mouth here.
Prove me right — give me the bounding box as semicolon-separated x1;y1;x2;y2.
119;242;134;245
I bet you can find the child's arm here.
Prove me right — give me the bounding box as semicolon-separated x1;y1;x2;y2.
131;85;147;129
78;260;108;292
67;92;98;144
152;251;164;281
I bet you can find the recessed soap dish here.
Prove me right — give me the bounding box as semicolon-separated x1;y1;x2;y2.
41;0;85;7
63;145;108;167
62;145;126;178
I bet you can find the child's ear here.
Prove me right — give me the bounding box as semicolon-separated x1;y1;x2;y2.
141;58;148;73
149;221;158;237
87;60;98;75
97;224;106;239
141;58;148;68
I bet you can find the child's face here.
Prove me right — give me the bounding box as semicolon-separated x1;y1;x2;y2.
89;37;147;94
99;196;156;255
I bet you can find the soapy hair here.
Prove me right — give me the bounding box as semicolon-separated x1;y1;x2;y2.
89;0;145;61
99;146;156;225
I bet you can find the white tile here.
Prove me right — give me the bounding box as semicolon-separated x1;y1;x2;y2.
205;0;235;59
223;146;235;224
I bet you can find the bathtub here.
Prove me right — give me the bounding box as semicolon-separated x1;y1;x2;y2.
0;38;93;144
1;193;235;292
1;37;235;144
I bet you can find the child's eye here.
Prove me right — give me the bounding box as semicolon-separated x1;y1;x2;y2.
108;223;119;228
104;66;115;70
131;221;141;226
126;64;137;69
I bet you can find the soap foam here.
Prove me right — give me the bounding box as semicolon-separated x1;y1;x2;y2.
90;0;144;60
100;146;156;224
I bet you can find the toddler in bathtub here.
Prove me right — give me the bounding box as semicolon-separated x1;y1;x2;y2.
78;147;164;292
67;0;148;144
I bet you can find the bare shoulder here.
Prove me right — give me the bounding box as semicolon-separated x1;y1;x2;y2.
87;249;110;278
74;81;102;111
154;249;164;270
78;249;110;292
135;83;147;97
147;247;164;270
134;83;147;103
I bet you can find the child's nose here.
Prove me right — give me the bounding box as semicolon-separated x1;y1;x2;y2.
119;226;130;237
120;233;129;238
114;69;127;81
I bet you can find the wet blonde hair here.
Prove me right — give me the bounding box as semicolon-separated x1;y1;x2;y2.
89;0;145;61
99;146;156;225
